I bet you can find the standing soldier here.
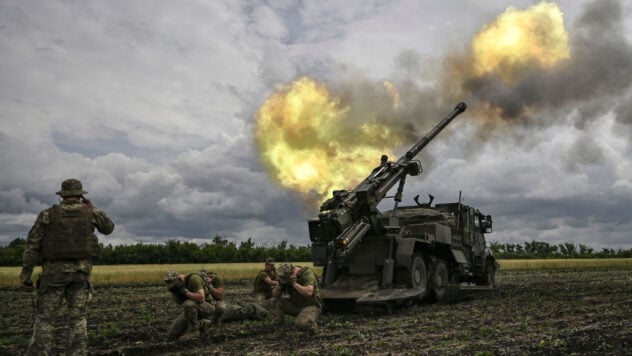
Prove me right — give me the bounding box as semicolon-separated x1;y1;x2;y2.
19;178;115;355
271;263;322;334
253;258;278;302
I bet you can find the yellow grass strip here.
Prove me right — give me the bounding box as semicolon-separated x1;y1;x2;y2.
498;258;632;270
1;259;630;287
0;262;321;287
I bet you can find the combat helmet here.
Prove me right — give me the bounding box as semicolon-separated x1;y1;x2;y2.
164;270;180;287
56;178;87;197
277;263;293;278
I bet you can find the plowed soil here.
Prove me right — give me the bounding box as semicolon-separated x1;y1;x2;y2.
1;268;630;355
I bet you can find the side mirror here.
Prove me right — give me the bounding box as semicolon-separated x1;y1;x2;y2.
485;215;493;233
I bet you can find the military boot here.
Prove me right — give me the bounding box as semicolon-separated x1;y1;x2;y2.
212;314;222;326
212;303;225;326
253;303;270;320
270;301;285;325
178;322;200;341
199;319;212;335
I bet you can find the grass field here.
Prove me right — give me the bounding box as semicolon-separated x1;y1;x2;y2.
498;258;632;270
1;267;630;355
1;258;630;286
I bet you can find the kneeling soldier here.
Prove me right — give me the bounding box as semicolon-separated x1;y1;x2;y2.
164;270;216;341
253;257;279;302
271;263;322;334
199;270;270;324
198;270;226;325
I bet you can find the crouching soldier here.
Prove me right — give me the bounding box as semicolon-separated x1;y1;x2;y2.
271;263;322;334
164;270;216;341
253;257;278;302
198;270;226;325
200;270;269;324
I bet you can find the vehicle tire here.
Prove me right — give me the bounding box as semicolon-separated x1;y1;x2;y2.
404;255;428;290
430;259;449;302
481;261;496;288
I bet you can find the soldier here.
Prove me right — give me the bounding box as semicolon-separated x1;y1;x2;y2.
271;263;322;334
164;270;217;341
199;270;269;325
19;178;115;356
198;270;226;325
220;302;269;323
253;257;279;302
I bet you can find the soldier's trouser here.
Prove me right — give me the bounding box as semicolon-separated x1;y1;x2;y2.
274;299;321;331
167;300;214;339
26;272;91;356
253;292;267;304
221;302;269;323
212;300;226;324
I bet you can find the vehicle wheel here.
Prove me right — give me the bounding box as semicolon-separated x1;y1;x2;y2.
482;261;496;288
430;259;449;302
405;255;428;290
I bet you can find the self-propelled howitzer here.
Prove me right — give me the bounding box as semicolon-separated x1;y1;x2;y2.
308;102;498;310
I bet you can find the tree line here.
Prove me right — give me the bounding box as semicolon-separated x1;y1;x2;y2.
0;236;311;266
1;237;631;266
489;241;632;259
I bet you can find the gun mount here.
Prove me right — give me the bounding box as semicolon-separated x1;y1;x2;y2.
308;102;498;311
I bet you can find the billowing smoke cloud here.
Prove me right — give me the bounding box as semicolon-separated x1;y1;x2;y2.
463;0;632;127
356;0;632;136
256;0;632;207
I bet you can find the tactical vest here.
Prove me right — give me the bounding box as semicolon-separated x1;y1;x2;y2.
41;205;99;261
184;273;212;303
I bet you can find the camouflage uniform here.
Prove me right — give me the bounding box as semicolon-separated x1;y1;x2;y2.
20;179;114;356
254;258;277;303
220;302;269;323
203;272;227;325
166;273;215;340
272;265;322;333
200;271;268;325
253;270;273;302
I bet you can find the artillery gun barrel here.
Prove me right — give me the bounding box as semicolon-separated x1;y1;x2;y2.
370;102;467;203
401;102;467;163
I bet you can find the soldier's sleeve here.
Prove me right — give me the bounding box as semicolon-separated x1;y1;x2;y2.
20;211;46;281
300;269;317;287
213;276;224;289
91;208;115;235
188;275;205;293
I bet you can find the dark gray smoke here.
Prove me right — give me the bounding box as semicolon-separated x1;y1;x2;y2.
300;0;631;161
466;0;632;129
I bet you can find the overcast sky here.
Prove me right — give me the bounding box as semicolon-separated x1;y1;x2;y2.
1;0;631;250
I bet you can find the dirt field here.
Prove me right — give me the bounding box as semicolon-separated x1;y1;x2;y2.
1;268;630;355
